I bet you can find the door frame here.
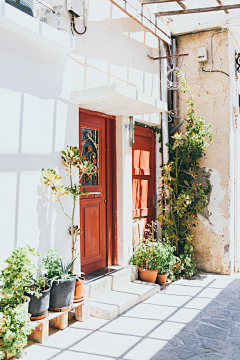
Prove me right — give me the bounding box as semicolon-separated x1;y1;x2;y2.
79;108;117;268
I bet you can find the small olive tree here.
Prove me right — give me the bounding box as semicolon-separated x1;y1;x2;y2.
41;146;92;270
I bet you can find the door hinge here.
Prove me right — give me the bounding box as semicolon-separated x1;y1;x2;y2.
104;199;107;203
153;194;157;207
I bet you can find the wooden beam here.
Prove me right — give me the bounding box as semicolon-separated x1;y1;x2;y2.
141;0;186;7
155;4;240;16
216;0;229;14
147;53;189;60
109;0;171;45
141;0;187;3
176;1;187;9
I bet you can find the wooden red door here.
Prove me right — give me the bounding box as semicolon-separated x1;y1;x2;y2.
132;126;156;245
79;111;107;274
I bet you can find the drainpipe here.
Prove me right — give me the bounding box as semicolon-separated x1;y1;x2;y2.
172;38;179;127
160;41;169;165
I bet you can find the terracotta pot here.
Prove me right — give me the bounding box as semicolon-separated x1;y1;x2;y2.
138;268;158;283
3;350;15;360
74;277;85;302
157;274;168;285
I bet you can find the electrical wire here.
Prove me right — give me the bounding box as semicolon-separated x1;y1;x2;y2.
201;68;229;77
72;14;87;35
200;62;229;77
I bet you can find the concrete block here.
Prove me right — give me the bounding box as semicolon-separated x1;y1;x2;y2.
91;302;119;320
88;276;112;299
111;268;132;290
28;321;49;343
114;281;160;302
49;312;68;330
91;290;139;320
75;299;91;322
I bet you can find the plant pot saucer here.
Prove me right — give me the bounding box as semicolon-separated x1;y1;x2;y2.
73;297;84;303
49;305;73;312
159;280;169;285
30;313;47;321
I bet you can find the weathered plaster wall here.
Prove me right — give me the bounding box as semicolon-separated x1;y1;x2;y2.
177;30;231;274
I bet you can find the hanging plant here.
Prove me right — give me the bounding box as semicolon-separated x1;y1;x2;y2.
158;71;213;278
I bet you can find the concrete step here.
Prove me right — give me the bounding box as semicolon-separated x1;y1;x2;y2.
84;266;138;299
90;281;160;320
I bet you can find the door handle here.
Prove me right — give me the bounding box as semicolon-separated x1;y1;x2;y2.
85;192;101;198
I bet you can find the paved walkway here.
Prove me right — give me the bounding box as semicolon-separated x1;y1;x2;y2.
24;273;240;360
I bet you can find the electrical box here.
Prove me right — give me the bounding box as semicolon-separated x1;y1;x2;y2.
67;0;83;17
197;47;208;62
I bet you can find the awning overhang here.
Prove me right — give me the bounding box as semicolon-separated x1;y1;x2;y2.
70;83;167;117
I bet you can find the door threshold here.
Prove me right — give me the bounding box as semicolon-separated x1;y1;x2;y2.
84;266;124;284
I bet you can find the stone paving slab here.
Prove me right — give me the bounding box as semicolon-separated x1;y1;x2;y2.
22;273;240;360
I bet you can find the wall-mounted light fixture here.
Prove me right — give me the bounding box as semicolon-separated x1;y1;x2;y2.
129;116;135;147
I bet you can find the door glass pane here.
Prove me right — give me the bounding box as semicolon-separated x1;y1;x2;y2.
81;128;99;186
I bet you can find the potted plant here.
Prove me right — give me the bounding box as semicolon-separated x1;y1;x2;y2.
0;246;39;359
74;276;85;303
41;146;93;272
130;241;161;283
41;249;78;310
0;306;34;360
157;242;176;285
25;278;51;321
0;246;41;310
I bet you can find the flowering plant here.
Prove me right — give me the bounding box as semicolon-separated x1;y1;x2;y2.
0;246;39;359
41;146;93;270
0;246;40;307
0;307;33;360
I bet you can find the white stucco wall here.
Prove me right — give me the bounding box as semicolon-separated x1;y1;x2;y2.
0;1;162;269
0;26;78;269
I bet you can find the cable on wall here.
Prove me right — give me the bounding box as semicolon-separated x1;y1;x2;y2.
72;14;87;35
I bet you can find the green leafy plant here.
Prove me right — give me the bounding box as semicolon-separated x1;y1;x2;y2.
130;240;161;270
41;146;93;270
158;71;212;277
157;243;176;275
41;249;80;282
0;306;33;360
0;246;40;307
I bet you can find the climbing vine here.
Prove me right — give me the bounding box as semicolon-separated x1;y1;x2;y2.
158;71;213;277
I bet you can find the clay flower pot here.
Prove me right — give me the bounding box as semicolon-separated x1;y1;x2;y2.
74;277;85;302
157;274;168;285
138;267;158;283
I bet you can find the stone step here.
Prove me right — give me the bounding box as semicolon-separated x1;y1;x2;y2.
84;266;138;299
90;281;160;320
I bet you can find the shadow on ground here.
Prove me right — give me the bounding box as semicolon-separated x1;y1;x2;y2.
23;275;240;360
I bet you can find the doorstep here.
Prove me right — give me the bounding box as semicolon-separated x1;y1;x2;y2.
84;266;138;299
90;281;160;320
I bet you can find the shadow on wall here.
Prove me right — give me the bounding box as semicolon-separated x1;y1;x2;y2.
0;27;78;267
70;15;160;98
